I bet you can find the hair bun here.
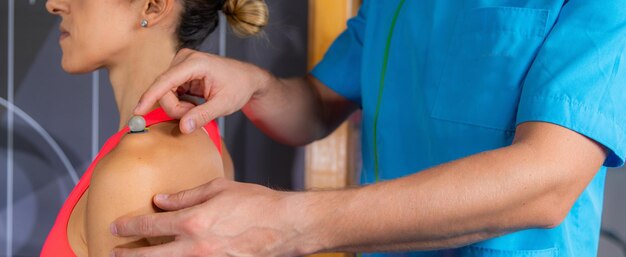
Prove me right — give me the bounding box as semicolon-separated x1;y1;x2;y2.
222;0;269;37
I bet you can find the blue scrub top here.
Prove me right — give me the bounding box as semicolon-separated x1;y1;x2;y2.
311;0;626;256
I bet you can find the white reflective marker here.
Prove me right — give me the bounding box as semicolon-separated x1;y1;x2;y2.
128;116;147;133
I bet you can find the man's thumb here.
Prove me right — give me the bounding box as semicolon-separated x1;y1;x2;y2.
180;102;222;134
154;189;202;211
154;179;227;211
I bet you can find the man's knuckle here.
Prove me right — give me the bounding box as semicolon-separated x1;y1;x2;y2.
180;216;202;235
155;74;170;84
180;220;194;235
174;190;188;204
137;217;154;235
196;110;213;124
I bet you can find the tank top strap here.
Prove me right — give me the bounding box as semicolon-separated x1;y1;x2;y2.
134;108;222;155
203;120;222;155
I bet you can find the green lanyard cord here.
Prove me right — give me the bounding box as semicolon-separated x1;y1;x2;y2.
357;2;406;256
373;0;406;183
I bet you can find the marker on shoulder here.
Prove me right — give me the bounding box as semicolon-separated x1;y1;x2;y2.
128;115;148;134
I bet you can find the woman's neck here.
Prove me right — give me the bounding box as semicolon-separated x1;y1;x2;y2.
107;39;178;129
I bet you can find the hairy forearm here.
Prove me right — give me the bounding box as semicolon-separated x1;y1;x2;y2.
295;139;600;254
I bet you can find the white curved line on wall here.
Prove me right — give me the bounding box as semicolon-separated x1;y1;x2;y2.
7;0;15;255
0;97;80;184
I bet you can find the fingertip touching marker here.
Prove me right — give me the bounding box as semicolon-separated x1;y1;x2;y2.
128;115;147;134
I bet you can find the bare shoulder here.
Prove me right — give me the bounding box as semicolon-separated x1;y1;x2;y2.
85;121;224;256
94;121;224;187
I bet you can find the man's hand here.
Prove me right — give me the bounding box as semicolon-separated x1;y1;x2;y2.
134;48;356;144
110;178;320;257
134;48;272;134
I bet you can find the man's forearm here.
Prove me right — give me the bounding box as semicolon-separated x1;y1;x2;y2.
297;145;555;253
242;75;326;145
242;73;357;146
293;124;605;253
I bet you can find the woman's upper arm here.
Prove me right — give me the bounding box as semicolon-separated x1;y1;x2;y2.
221;140;235;180
86;151;160;256
86;128;223;256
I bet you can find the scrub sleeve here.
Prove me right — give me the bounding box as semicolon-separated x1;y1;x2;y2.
517;0;626;167
310;0;369;105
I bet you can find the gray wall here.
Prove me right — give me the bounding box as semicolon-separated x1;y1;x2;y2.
0;1;625;257
0;0;307;256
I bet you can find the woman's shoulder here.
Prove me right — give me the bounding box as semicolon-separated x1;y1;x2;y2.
83;121;225;255
93;121;224;188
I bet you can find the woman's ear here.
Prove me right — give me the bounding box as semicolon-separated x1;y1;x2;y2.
142;0;176;26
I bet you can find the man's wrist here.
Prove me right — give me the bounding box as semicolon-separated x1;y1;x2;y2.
282;191;328;255
249;65;275;99
285;188;362;255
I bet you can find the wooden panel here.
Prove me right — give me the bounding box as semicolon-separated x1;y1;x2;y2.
305;123;350;189
308;0;352;69
306;0;361;189
306;1;361;256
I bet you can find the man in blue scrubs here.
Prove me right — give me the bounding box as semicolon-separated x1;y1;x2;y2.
112;0;625;256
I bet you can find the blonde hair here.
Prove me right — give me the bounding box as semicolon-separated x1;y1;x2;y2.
222;0;269;37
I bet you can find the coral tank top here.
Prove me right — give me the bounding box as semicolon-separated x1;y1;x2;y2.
40;108;222;257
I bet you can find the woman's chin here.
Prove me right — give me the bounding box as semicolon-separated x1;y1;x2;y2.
61;60;96;74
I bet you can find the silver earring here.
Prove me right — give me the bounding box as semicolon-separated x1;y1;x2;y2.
140;19;148;28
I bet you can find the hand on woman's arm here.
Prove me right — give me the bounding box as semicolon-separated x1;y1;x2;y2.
111;121;606;256
134;48;357;145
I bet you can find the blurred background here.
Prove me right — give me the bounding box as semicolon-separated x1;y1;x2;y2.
0;0;624;256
